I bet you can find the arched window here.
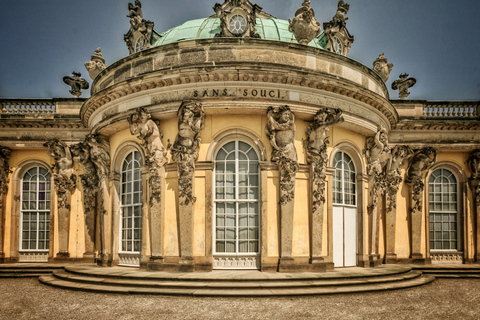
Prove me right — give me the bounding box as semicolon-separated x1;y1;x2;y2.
333;151;356;206
20;167;51;252
119;150;143;261
429;168;458;250
214;140;260;269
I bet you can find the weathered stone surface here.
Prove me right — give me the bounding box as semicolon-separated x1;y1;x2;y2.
289;0;321;45
84;48;106;80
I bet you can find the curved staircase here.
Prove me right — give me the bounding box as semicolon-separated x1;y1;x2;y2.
39;265;434;296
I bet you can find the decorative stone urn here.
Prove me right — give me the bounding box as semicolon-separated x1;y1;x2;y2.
289;0;321;45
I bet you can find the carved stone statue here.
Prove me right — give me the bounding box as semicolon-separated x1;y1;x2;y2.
384;145;413;212
323;0;354;56
265;105;298;204
63;72;89;98
305;108;343;207
364;127;391;178
305;108;343;160
84;48;106;80
129;107;167;206
392;73;417;100
406;147;437;184
171;101;206;205
0;146;11;196
127;0;145;32
373;53;394;82
44;139;76;209
124;0;154;54
289;0;321;45
127;0;143;19
468;149;480;180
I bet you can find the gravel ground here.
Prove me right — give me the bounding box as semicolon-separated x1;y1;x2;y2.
0;278;479;319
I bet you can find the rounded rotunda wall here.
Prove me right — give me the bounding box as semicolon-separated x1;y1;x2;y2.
82;38;396;135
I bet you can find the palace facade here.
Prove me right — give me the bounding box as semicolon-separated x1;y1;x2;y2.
0;0;479;272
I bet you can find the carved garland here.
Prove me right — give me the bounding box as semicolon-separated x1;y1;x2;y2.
0;146;12;196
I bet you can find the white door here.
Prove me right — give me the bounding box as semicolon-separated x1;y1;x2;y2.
332;152;357;267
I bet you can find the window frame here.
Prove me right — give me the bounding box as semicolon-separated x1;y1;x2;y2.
118;150;143;254
428;167;461;252
213;139;261;256
332;151;357;207
19;166;51;252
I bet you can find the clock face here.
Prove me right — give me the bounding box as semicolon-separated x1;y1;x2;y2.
228;14;247;35
333;37;343;54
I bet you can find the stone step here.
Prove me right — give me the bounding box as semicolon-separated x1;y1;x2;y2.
49;269;423;290
0;273;48;278
38;273;435;296
63;265;413;282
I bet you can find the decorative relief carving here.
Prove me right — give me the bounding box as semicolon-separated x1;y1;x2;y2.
323;0;354;56
71;141;98;214
384;145;413;212
170;101;205;206
304;108;343;209
373;53;394;82
44;139;76;209
84;48;106;80
63;72;89;98
213;0;262;38
392;73;416;100
431;252;463;264
265;106;298;204
129;107;167;206
289;0;321;45
124;0;154;54
468;149;480;204
0;146;12;196
406;147;437;213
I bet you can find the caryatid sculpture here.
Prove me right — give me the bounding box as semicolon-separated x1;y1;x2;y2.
170;101;206;205
44;139;76;258
289;0;321;45
373;53;394;82
84;48;106;80
468;149;480;260
392;73;417;100
44;139;76;209
384;145;413;211
305;108;343;207
129;107;167;205
63;72;89;98
265;105;298;204
405;147;437;212
0;146;11;196
405;147;436;261
266;105;299;266
364;127;391;178
304;108;343;266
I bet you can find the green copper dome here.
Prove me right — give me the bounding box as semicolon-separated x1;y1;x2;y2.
152;17;327;49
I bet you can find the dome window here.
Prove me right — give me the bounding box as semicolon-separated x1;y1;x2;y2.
228;14;247;35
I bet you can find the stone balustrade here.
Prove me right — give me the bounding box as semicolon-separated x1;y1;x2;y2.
394;100;479;119
0;98;85;118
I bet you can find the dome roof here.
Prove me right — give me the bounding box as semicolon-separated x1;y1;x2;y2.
152;17;327;49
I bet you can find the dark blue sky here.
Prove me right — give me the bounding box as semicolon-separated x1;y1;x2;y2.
1;0;479;100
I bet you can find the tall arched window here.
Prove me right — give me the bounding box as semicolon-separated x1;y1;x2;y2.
214;140;260;269
333;152;356;206
20;167;51;254
332;151;357;267
429;168;459;250
119;150;143;266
